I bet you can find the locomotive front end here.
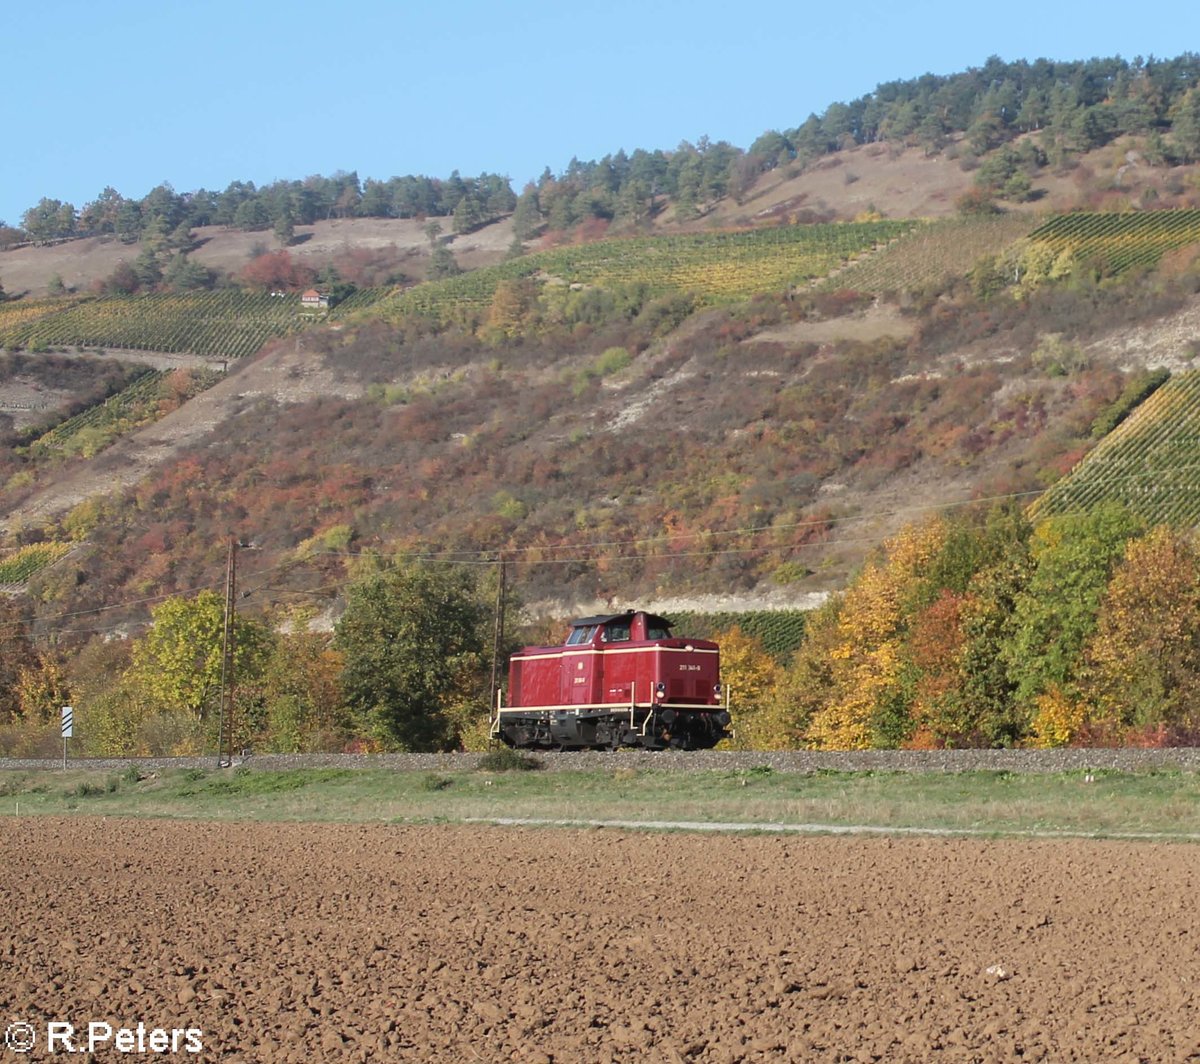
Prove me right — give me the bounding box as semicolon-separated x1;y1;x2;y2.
494;610;731;750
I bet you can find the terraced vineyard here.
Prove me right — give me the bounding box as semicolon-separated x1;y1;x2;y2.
0;288;389;358
1021;209;1200;278
0;542;72;584
27;368;167;458
828;214;1036;292
1031;371;1200;526
378;220;922;326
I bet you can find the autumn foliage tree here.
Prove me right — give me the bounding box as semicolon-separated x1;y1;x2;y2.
1080;526;1200;742
714;626;782;750
257;608;349;753
240;250;317;292
803;519;948;749
126;591;273;721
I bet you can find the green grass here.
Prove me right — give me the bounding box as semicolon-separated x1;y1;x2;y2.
2;764;1199;839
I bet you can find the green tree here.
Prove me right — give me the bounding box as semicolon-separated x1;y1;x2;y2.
333;561;489;750
133;246;163;289
126;591;273;720
451;193;486;234
233;198;270;231
259;610;348;752
1169;87;1200;163
273;208;295;247
511;185;542;240
427;242;461;280
163;253;215;291
1005;504;1143;713
21;198;76;241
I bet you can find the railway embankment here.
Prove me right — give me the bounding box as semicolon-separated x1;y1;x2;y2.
4;747;1200;774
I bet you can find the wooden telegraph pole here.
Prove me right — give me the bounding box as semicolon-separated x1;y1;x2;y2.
489;554;507;738
216;540;237;768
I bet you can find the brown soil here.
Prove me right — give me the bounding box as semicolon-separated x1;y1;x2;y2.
748;301;917;346
3;818;1197;1062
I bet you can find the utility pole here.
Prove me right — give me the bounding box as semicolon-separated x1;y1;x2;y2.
216;539;237;768
489;554;507;733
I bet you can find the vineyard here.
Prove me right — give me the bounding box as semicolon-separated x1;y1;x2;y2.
0;541;72;584
828;214;1036;292
1031;371;1200;526
25;368;174;459
1019;209;1200;280
376;220;922;326
0;296;88;336
0;289;389;358
670;609;809;660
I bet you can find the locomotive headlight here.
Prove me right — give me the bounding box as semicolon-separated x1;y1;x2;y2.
713;683;722;696
655;682;666;699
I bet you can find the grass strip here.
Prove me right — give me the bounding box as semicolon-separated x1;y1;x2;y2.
1;764;1199;840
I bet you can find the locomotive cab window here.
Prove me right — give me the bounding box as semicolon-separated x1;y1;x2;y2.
646;622;670;640
604;622;632;643
566;625;598;646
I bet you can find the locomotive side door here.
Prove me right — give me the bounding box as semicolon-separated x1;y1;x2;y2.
561;624;599;706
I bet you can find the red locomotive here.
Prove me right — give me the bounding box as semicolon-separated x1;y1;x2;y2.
493;610;731;750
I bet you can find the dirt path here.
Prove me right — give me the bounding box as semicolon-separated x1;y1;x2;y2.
3;818;1198;1062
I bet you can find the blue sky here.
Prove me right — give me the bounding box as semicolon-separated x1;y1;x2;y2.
3;0;1197;225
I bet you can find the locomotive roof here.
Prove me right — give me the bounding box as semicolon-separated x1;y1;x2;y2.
570;610;673;629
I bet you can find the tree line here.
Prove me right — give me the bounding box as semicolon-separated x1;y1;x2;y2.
5;500;1200;756
8;171;518;247
0;559;501;757
728;503;1200;750
6;53;1200;248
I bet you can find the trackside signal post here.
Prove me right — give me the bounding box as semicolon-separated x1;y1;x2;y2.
61;705;73;769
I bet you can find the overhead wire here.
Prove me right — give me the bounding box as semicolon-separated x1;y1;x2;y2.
10;447;1200;644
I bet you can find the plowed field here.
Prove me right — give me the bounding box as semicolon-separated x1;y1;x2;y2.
3;819;1198;1062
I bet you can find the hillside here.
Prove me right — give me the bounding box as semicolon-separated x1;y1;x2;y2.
2;63;1200;630
8;54;1200;757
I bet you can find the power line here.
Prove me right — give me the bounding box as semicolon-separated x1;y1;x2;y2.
11;451;1200;644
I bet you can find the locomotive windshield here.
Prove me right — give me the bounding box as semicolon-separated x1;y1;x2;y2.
566;625;598;645
646;622;670;639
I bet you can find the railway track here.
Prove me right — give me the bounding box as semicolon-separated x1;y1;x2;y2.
5;748;1200;773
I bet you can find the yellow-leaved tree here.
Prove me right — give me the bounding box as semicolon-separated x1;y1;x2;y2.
1080;525;1200;743
804;519;948;749
714;626;783;750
